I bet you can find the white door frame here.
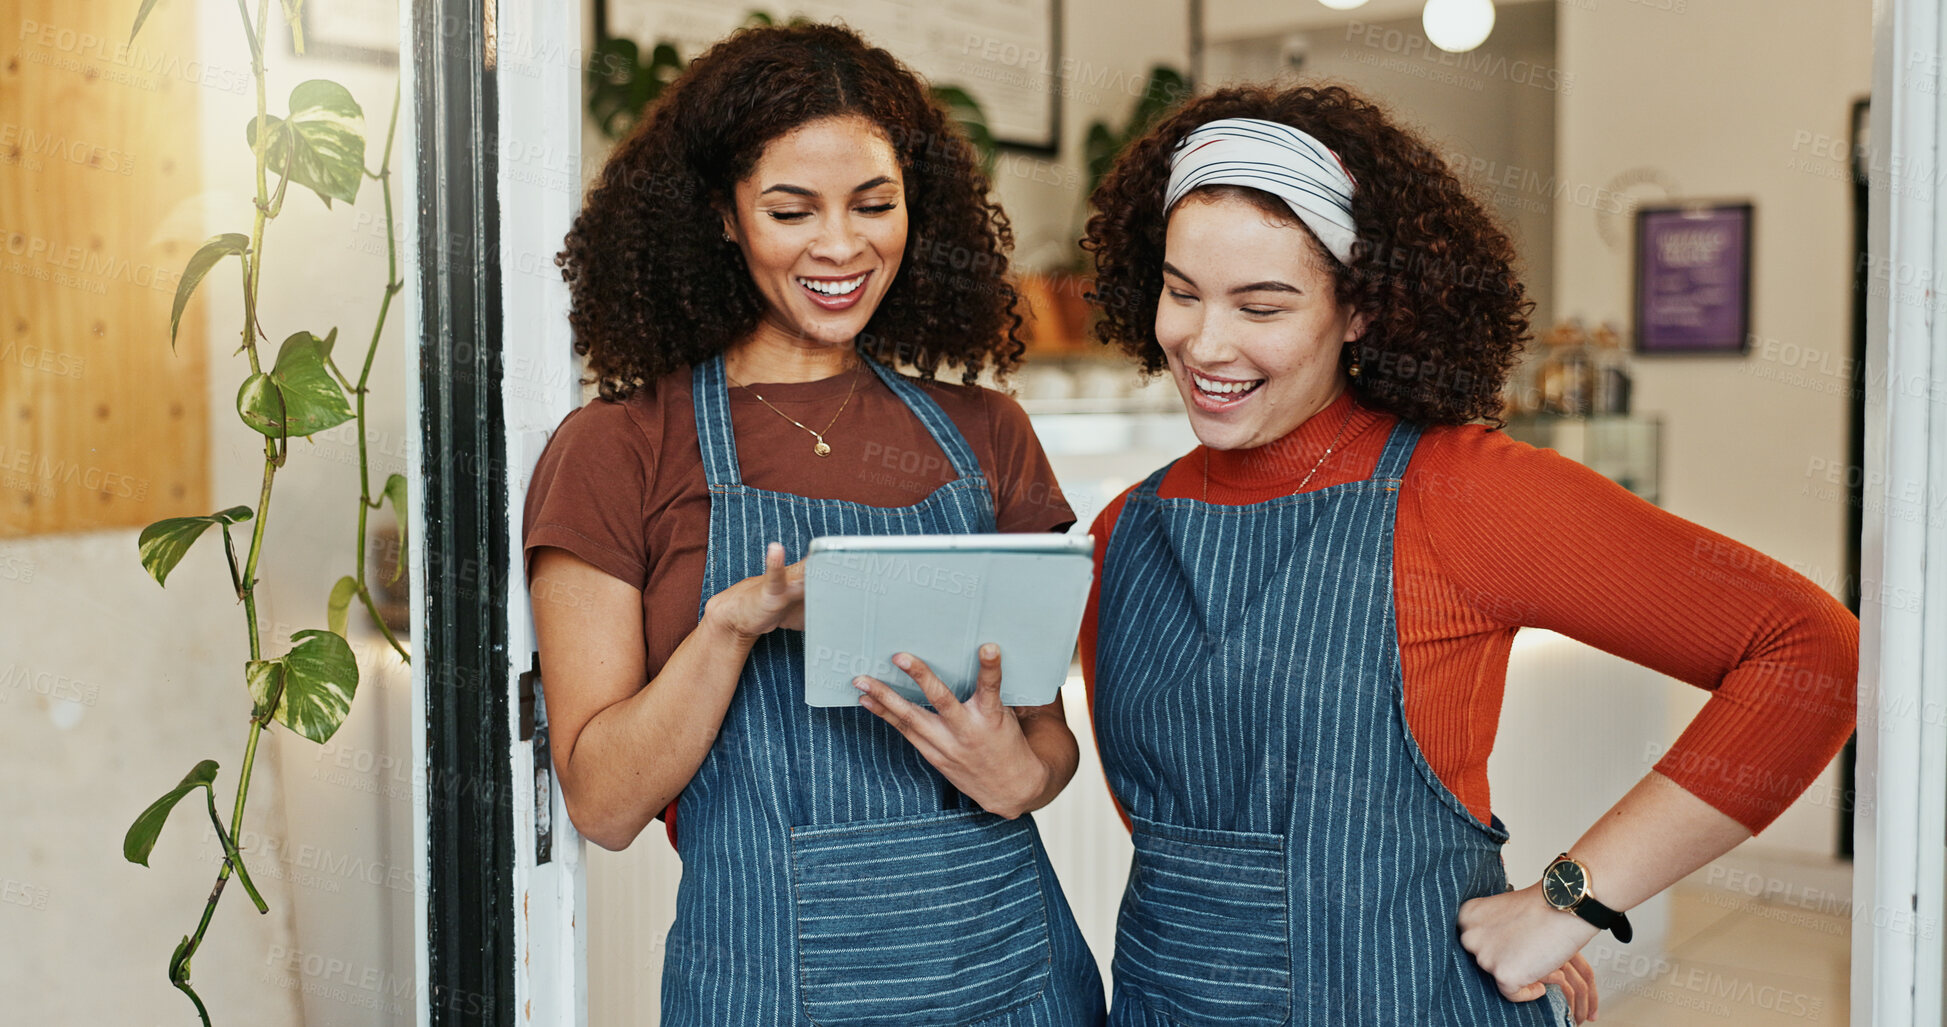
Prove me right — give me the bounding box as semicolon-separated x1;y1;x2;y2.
1855;0;1947;1023
497;0;589;1023
406;0;587;1022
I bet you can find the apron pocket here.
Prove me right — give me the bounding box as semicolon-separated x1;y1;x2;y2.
789;809;1053;1026
1116;817;1291;1027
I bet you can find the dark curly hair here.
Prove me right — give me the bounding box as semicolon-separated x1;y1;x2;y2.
559;23;1024;400
1083;83;1532;426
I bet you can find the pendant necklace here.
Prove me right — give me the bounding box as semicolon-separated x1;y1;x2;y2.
729;360;863;458
1203;402;1357;502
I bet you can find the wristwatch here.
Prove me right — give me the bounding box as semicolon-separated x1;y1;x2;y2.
1540;853;1633;943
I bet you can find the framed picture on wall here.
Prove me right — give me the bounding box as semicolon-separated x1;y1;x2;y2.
594;0;1062;152
1632;202;1754;355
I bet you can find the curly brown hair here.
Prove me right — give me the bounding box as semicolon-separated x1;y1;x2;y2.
1083;83;1532;426
558;23;1024;400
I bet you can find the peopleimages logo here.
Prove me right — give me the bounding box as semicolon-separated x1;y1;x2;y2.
1443;154;1627;215
1342;22;1574;94
14;19;250;94
1;228;182;294
0;445;150;500
817;552;980;599
0;339;85;380
0;122;137;175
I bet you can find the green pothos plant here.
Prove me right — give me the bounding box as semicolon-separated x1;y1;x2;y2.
118;2;408;1024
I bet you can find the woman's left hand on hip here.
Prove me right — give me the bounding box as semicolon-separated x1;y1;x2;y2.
853;645;1050;819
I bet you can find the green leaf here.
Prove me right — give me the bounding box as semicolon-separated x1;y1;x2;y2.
246;80;367;207
236;372;285;438
591;36;639;84
168;934;193;984
587;38;647;141
200;781;269;913
171;234;249;353
124;760;219;866
1129;66;1189;131
309;324;338;363
137;506;254;586
288;77;360;119
130;0;166;43
381;473;408;585
642;43;683;110
270;329;352;436
245;659;285;723
237;330;353;438
273;629;359;743
327;576;358;638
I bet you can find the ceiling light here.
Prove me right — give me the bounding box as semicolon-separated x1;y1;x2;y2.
1423;0;1496;53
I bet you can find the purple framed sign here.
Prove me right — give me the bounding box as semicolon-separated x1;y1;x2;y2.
1633;202;1754;355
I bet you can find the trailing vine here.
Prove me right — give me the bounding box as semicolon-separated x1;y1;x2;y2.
120;2;407;1023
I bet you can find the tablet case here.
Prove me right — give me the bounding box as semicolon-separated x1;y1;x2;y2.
802;535;1093;708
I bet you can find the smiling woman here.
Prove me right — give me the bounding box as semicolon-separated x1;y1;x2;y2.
527;21;1106;1027
1153;188;1367;452
717;117;909;367
1078;85;1856;1027
556;23;1027;396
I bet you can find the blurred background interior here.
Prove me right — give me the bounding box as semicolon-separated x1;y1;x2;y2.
0;0;1871;1023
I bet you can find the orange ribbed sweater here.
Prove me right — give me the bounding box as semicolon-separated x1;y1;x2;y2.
1078;391;1858;834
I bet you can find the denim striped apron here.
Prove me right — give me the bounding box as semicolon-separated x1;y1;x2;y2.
1093;422;1568;1027
659;354;1107;1026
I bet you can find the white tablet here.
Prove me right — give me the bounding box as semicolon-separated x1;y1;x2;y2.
802;533;1095;708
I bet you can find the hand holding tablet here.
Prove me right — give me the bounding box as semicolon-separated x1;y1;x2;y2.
801;533;1095;708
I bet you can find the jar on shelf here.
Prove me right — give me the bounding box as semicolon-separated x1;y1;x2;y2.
1591;320;1633;416
1537;318;1594;417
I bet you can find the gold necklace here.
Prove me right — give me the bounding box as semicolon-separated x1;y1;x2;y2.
1203;402;1357;502
728;361;863;458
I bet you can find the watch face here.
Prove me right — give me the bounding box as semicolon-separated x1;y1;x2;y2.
1542;859;1587;909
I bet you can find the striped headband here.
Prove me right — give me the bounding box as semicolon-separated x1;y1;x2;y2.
1164;117;1359;264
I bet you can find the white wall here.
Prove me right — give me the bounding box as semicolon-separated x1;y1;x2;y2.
0;3;414;1024
0;530;307;1025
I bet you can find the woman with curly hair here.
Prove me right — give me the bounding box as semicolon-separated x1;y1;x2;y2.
523;22;1106;1026
1078;84;1855;1026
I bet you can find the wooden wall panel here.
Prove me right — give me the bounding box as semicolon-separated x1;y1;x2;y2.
1;0;209;537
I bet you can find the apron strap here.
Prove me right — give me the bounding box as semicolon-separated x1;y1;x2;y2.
1130;460;1175;502
861;357;984;481
692;355;744;488
1370;420;1422;482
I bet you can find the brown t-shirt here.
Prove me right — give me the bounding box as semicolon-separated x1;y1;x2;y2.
522;365;1075;678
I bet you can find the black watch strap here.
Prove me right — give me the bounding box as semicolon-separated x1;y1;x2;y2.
1569;896;1633;943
